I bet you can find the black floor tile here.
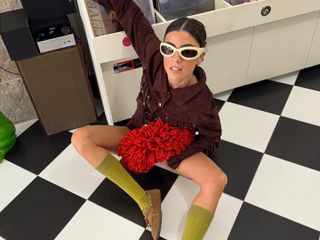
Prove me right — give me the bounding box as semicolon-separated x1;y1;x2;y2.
266;117;320;171
95;113;108;125
213;98;225;112
90;178;145;227
295;65;320;91
95;113;130;126
228;80;293;115
0;177;85;240
228;202;320;240
115;119;131;126
210;141;263;200
5;121;72;174
89;166;178;227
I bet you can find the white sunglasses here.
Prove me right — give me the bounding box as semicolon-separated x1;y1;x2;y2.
160;42;205;61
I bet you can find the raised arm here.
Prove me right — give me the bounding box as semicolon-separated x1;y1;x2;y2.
96;0;161;66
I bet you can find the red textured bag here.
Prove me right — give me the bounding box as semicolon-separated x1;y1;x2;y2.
118;119;194;174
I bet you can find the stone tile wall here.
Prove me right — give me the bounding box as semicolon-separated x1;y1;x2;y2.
0;0;37;123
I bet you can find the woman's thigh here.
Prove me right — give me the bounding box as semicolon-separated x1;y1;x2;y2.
175;152;227;212
73;124;130;152
175;152;226;187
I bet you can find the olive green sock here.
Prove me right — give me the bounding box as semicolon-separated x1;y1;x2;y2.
182;204;214;240
96;153;149;210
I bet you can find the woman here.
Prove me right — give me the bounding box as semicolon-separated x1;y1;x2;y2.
72;0;228;239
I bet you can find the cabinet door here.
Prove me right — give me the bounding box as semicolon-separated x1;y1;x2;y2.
203;27;253;94
306;11;320;68
247;12;319;84
101;61;141;122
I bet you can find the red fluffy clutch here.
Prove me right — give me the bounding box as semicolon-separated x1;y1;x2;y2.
118;119;195;174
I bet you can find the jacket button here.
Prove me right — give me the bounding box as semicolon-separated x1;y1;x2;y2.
195;131;199;135
158;102;162;107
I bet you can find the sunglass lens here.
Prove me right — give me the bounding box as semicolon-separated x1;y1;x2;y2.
181;49;198;58
161;45;174;55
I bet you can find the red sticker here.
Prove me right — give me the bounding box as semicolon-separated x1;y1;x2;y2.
122;37;132;47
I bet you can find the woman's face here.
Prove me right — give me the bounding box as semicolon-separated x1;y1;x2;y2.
163;31;205;89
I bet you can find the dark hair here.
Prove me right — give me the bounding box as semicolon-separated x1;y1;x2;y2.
164;17;207;47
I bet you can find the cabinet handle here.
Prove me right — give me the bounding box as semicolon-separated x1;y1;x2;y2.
261;6;271;16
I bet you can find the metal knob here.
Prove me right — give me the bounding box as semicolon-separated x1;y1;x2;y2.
261;6;271;16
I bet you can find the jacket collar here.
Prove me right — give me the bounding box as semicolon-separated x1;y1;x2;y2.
154;66;206;106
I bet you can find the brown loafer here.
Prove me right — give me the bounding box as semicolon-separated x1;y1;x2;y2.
142;189;162;240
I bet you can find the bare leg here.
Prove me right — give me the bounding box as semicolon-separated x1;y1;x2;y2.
176;152;227;239
175;152;227;213
71;125;162;240
71;124;150;209
71;125;129;167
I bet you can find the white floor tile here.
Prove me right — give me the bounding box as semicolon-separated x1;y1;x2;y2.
14;119;37;137
0;161;36;211
282;86;320;126
56;201;144;240
219;102;279;152
245;154;320;231
205;193;243;240
269;71;299;85
161;176;198;240
160;176;242;240
214;90;233;101
39;145;105;199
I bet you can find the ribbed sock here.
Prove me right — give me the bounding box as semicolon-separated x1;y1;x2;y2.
96;153;149;210
182;204;214;240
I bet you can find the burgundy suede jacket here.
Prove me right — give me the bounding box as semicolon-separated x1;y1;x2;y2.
100;0;222;168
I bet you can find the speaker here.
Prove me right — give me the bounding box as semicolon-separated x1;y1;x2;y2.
0;9;38;61
16;45;97;135
21;0;76;23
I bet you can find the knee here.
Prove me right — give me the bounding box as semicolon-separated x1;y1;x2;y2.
202;170;228;193
217;171;228;190
71;126;91;153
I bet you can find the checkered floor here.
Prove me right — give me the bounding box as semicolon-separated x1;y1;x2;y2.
1;65;320;240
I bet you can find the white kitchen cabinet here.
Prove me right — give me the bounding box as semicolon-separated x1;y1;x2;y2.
306;12;320;68
77;0;320;124
203;27;253;94
247;11;319;84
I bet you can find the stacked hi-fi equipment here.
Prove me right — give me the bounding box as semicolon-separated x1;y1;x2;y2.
0;0;77;60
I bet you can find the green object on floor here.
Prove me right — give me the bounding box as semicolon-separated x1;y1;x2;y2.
0;111;16;162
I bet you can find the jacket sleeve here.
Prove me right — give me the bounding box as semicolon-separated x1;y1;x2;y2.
97;0;161;68
167;101;221;169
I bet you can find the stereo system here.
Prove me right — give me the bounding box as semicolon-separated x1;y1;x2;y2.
31;17;76;53
0;0;77;60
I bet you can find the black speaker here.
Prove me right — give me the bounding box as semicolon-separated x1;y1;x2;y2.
0;9;38;61
21;0;76;23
